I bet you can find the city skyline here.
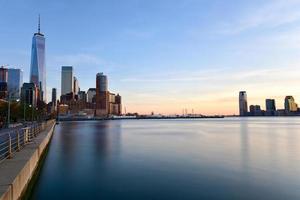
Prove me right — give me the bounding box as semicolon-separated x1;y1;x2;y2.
1;0;300;115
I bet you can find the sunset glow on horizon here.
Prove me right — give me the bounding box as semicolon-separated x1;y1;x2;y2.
1;0;300;115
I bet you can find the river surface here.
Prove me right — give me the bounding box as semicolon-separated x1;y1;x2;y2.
29;118;300;200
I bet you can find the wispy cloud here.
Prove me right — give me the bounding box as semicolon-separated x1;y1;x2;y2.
220;0;300;34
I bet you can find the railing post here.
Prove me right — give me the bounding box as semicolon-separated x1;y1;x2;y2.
23;128;27;144
8;134;12;159
17;131;20;151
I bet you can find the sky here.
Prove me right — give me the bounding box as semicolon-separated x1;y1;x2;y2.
1;0;300;115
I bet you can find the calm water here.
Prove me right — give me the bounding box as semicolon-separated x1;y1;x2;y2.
29;118;300;200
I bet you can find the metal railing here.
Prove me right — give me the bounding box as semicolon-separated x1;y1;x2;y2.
0;120;54;164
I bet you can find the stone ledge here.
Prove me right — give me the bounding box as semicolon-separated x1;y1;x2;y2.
0;121;55;200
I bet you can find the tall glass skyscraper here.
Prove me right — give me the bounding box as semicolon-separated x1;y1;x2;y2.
8;68;23;100
30;16;46;102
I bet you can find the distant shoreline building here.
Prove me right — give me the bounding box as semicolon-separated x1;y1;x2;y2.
239;91;248;116
285;96;298;112
238;91;300;117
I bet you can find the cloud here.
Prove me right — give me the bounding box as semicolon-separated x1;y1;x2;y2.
220;0;300;34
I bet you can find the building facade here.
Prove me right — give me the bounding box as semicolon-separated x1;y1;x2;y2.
0;67;8;99
21;83;38;107
73;76;79;95
87;88;96;103
61;66;74;96
52;88;57;111
285;96;298;112
96;73;109;116
265;99;276;116
30;17;46;102
0;67;8;83
239;91;248;116
7;68;23;100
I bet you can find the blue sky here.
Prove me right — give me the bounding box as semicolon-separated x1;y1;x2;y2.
1;0;300;114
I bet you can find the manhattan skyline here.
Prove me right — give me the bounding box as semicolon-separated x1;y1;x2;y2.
1;0;300;115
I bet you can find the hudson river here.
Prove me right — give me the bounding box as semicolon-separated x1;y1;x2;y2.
29;118;300;199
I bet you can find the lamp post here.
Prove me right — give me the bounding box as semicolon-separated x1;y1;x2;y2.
7;94;10;128
29;105;33;123
23;103;26;122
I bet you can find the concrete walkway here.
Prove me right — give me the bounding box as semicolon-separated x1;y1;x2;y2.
0;121;55;200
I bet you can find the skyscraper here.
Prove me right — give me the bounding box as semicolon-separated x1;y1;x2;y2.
239;91;248;116
87;88;96;103
0;67;8;99
52;88;57;107
96;73;108;92
96;73;109;116
61;66;74;95
265;99;276;116
8;68;23;100
30;16;46;102
73;76;79;95
21;83;38;107
285;96;298;112
0;67;8;83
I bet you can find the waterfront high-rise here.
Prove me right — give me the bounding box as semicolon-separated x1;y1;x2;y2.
266;99;276;111
30;16;46;102
96;73;108;92
284;96;298;112
61;66;74;96
96;73;109;116
239;91;248;116
7;68;23;100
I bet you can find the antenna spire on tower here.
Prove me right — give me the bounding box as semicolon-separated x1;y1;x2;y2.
38;14;41;33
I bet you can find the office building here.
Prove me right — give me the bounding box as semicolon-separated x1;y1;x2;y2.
78;91;87;102
266;99;276;111
96;73;108;92
0;67;8;99
239;91;248;116
0;67;8;83
73;76;79;95
249;105;263;116
96;73;109;116
265;99;276;116
52;88;57;111
7;68;23;100
87;88;96;103
285;96;298;112
30;16;46;102
61;66;74;96
21;83;38;107
0;82;8;99
115;94;122;115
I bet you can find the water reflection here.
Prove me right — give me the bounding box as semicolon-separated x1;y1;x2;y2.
29;118;300;200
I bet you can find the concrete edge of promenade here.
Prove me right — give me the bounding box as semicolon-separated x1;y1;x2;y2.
0;120;56;200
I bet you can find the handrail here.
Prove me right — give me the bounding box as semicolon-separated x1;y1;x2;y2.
0;120;55;164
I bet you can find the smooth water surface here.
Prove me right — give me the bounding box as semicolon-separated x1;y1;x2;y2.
29;118;300;199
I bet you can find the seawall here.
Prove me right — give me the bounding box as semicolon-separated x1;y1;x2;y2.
0;121;55;200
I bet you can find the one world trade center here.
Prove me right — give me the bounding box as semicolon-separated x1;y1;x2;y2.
30;16;46;102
